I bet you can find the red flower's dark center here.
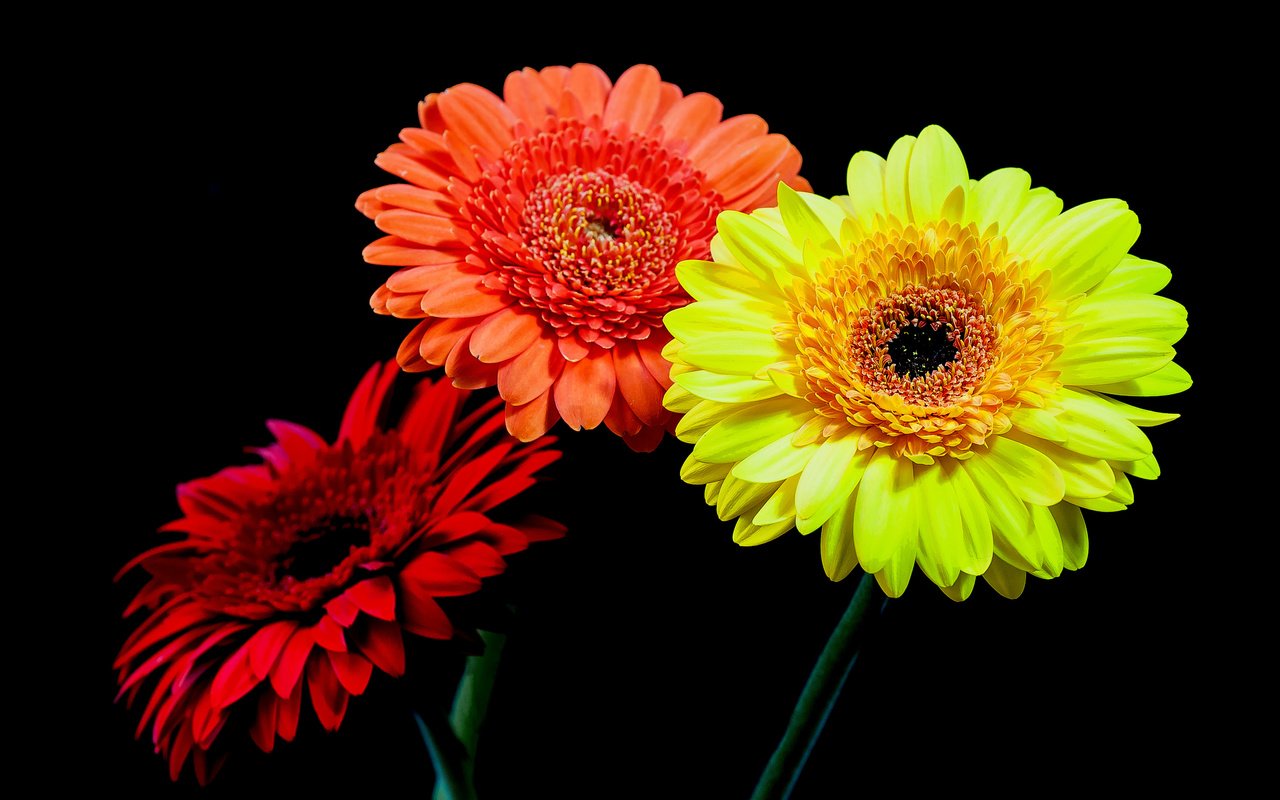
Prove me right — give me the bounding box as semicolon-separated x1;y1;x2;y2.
278;514;372;582
521;168;679;297
849;284;997;406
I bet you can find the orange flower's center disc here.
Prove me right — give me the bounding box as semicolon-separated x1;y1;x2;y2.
522;169;679;296
466;120;723;346
789;221;1063;459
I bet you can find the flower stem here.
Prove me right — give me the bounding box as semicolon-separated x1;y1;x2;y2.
750;571;885;800
423;629;507;800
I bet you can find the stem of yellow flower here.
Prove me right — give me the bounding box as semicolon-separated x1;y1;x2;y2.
750;571;885;800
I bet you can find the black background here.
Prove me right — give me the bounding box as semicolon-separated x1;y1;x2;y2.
61;23;1252;798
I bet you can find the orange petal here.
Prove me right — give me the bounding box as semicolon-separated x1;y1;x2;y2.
375;210;460;248
469;307;545;363
418;93;445;132
363;236;461;267
659;92;724;147
505;388;559;441
436;83;517;160
386;262;471;294
498;332;565;405
445;330;497;390
385;292;427;318
565;63;611;118
536;65;570;96
557;334;591;362
688;114;769;164
554;351;617;430
653;82;683;128
420;274;511;318
706;135;794;208
397;321;432;371
419;318;476;365
623;423;666;453
637;336;675;388
503;67;556;127
604;388;644;437
602;64;662;133
613;342;666;426
374;151;449;190
372;184;457;216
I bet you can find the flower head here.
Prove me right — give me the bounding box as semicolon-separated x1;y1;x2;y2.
358;64;809;451
665;125;1188;600
115;364;562;782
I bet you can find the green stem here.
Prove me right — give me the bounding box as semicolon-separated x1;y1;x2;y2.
427;630;507;800
415;704;477;800
750;571;885;800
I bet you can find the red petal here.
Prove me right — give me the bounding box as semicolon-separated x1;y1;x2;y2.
263;420;325;469
314;615;347;652
327;651;374;696
604;389;645;438
434;440;515;513
276;684;303;741
251;691;278;753
169;725;193;781
354;618;406;678
602;64;662;133
306;654;350;732
345;576;396;621
338;362;398;448
324;594;360;627
246;621;297;680
402;552;483;596
519;513;567;543
419;511;492;548
269;628;315;698
623;423;667;453
443;540;507;579
210;642;261;710
398;581;454;640
554;352;617;430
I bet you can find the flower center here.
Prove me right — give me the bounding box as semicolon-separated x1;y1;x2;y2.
849;285;997;407
278;514;372;582
521;168;679;296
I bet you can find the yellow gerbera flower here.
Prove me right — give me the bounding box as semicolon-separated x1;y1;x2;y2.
663;125;1189;600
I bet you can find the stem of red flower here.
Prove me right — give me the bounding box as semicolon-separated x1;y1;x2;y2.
415;704;477;800
750;571;885;800
433;629;506;799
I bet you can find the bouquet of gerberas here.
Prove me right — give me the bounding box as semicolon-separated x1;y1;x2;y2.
115;64;1188;797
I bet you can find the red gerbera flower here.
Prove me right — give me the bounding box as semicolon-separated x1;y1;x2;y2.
358;63;810;451
115;363;562;783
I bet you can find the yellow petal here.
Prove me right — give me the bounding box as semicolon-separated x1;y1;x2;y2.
663;382;699;414
984;437;1066;506
1052;389;1153;461
733;431;821;483
675;398;737;444
1051;504;1089;570
777;183;841;255
1027;199;1140;299
853;450;918;573
714;472;781;521
664;299;785;342
675;259;780;303
916;466;963;587
939;573;977;602
733;516;794;547
1087;255;1171;298
908;125;968;223
846;150;888;224
1066;294;1187;345
874;539;916;598
1007;432;1115;499
1003;187;1064;253
1028;504;1065;578
679;332;791;375
1056;337;1175;386
679;455;731;484
972;167;1032;234
1010;407;1068;443
1086;361;1191;397
882;134;916;222
944;461;994;576
692;396;814;463
754;474;800;526
1082;390;1180;427
796;433;872;533
716;210;801;283
673;369;782;403
982;557;1027;599
820;494;859;581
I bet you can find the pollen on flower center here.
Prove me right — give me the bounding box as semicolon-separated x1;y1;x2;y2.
521;168;679;297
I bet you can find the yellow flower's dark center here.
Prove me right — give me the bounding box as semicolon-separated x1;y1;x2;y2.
849;285;996;406
279;514;372;582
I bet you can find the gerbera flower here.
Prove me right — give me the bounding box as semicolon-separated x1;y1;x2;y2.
115;363;562;782
358;63;809;451
664;125;1188;600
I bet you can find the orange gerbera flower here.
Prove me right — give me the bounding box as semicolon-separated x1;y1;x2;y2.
358;64;809;451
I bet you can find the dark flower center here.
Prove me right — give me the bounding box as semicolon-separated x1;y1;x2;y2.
887;323;959;378
280;515;371;581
